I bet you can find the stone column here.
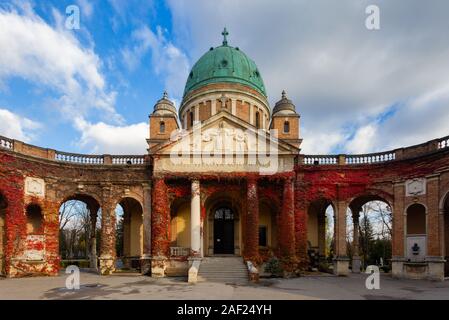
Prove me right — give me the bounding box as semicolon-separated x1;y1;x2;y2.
188;180;202;283
190;180;201;257
141;183;152;275
99;199;116;275
317;213;326;257
351;208;361;273
89;206;98;270
249;104;254;125
391;182;406;278
211;99;217;116
294;178;308;269
245;177;259;262
194;104;200;123
279;178;296;270
151;178;170;277
333;200;349;276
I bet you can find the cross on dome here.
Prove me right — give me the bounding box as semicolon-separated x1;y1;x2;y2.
222;27;229;46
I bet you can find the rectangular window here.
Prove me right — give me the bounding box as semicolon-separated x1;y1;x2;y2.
259;226;267;247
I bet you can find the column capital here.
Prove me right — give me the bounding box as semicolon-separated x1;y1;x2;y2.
191;179;201;197
142;182;152;190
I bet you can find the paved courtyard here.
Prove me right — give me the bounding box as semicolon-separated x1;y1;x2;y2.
1;272;449;300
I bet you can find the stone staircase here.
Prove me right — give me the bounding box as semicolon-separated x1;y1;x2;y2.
198;256;249;284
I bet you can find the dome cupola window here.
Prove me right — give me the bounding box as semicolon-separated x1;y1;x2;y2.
284;121;290;133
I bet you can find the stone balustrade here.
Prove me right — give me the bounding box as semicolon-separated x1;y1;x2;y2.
112;155;145;165
170;247;190;257
2;133;449;167
303;155;339;165
0;136;13;150
438;136;449;149
301;135;449;166
55;151;105;164
345;151;395;164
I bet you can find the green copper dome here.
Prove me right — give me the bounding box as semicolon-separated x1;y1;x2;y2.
183;28;267;98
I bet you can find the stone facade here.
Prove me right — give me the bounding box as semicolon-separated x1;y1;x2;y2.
1;33;449;282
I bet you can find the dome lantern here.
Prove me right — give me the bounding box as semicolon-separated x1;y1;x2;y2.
272;90;297;115
153;91;177;117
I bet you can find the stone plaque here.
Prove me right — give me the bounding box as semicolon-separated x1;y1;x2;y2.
25;177;45;198
405;178;426;197
24;235;45;261
406;236;426;262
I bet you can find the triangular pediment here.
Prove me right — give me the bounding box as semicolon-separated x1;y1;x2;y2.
150;110;299;156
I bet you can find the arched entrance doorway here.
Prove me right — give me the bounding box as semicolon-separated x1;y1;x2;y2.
307;199;335;272
115;197;143;271
59;194;101;270
0;193;6;276
213;207;235;254
348;195;392;273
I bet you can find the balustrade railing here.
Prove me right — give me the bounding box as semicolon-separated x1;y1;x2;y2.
55;152;104;164
438;136;449;150
112;155;145;165
345;151;395;164
303;155;338;165
0;136;13;150
170;247;190;257
302;150;396;166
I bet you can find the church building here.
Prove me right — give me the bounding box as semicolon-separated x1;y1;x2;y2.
1;30;449;282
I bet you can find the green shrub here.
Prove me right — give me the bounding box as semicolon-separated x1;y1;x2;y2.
264;257;283;276
318;262;332;274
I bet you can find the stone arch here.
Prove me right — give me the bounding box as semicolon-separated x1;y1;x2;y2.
111;190;144;211
348;193;393;272
405;203;427;262
115;197;143;270
307;198;335;269
439;188;449;211
58;192;102;269
0;192;7;276
204;191;242;256
59;191;102;212
348;190;393;211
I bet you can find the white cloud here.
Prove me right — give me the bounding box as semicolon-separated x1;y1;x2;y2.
0;4;140;154
74;117;148;154
345;124;378;154
300;129;345;155
0;5;121;123
0;108;41;142
166;0;449;154
121;25;190;102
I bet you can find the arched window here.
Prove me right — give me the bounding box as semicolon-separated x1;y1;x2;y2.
159;121;165;133
406;203;427;261
255;111;260;129
26;204;43;235
407;204;426;235
284;121;290;133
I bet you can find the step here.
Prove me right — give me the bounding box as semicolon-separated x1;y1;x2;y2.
198;257;249;284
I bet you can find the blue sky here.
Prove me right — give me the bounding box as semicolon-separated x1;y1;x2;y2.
1;0;449;155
